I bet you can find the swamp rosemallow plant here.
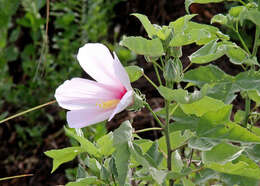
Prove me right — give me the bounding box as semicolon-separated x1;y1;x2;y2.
55;43;134;128
45;1;260;186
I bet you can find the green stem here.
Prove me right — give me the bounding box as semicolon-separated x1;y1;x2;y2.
237;0;247;6
144;102;164;129
0;100;56;124
143;73;158;89
243;95;251;128
134;127;162;134
0;174;33;181
165;100;174;186
235;22;251;54
160;56;165;69
153;64;162;85
252;27;260;57
183;63;192;73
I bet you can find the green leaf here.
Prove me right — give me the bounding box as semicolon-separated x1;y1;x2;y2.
235;70;260;92
172;151;184;172
248;90;260;105
113;121;132;186
131;13;157;38
188;137;217;151
157;84;210;104
84;156;101;175
182;177;195;186
169;15;228;47
64;127;100;157
170;106;260;143
130;142;167;184
206;159;260;179
189;40;225;64
183;65;236;104
184;64;233;87
66;176;102;186
245;144;260;162
97;132;114;156
220;173;259;186
76;164;87;179
44;147;82;173
224;43;248;65
245;9;260;27
125;65;143;82
180;96;226;117
120;36;164;57
158;130;194;155
211;14;228;25
202;143;243;164
185;0;224;13
145;141;163;168
234;110;245;123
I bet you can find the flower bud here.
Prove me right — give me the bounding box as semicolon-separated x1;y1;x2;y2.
163;58;183;83
168;46;182;58
128;89;145;112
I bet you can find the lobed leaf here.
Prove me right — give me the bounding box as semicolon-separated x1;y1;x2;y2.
202;143;243;164
113;121;132;186
120;36;164;57
125;65;144;82
44;147;82;173
131;13;157;38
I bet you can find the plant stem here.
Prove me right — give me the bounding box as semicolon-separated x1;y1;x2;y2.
252;28;260;57
153;64;162;85
134;127;162;134
235;22;251;54
165;100;174;186
144;102;164;129
183;63;192;73
0;100;56;124
143;73;158;89
237;0;247;6
0;174;33;181
243;95;251;128
160;56;165;69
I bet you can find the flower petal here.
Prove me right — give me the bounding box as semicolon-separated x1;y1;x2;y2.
113;52;132;91
77;43;123;88
55;78;120;110
108;90;134;121
67;108;113;128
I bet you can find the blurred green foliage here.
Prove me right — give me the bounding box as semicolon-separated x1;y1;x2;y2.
0;0;133;145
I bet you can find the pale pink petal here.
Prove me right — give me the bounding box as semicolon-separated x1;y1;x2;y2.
113;52;132;91
77;43;124;88
55;78;120;110
67;108;113;128
108;90;134;121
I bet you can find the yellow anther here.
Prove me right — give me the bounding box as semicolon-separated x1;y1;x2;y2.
97;99;120;109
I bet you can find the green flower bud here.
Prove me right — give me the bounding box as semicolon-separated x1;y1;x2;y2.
128;89;145;112
163;58;183;83
168;46;182;58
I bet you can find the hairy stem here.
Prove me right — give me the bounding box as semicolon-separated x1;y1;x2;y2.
243;95;251;128
165;100;174;186
144;102;164;129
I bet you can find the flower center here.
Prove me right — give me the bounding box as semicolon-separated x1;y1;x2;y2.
97;99;120;109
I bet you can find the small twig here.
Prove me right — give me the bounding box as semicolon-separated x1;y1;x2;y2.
134;127;162;134
0;100;56;124
143;73;158;89
0;174;33;181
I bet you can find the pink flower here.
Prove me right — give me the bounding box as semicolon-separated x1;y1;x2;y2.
55;43;133;128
